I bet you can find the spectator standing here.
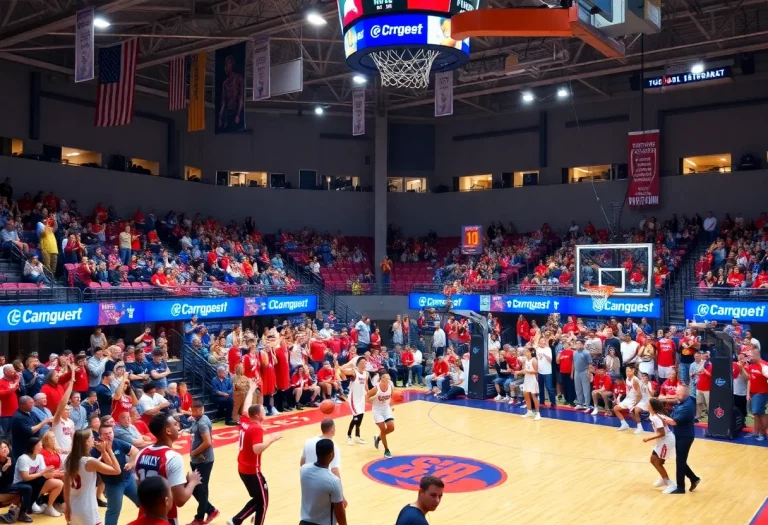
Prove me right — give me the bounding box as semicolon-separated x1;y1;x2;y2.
355;318;370;355
69;392;88;430
127;476;173;525
380;256;392;289
149;349;171;394
747;347;768;440
572;341;591;409
703;212;717;241
188;400;219;525
119;225;133;266
300;419;342;479
0;365;20;439
395;476;444;525
536;339;555;408
432;323;446;358
299;438;346;525
88;347;110;389
36;210;58;274
556;342;575;405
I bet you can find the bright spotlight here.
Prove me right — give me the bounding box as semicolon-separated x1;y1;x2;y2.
353;74;367;85
522;91;535;103
314;106;324;115
306;12;327;26
691;62;705;74
93;17;111;29
557;87;569;98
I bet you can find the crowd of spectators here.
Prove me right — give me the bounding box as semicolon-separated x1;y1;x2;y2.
0;325;190;522
0;179;300;295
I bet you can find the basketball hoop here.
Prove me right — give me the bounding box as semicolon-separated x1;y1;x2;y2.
369;48;440;89
586;285;615;313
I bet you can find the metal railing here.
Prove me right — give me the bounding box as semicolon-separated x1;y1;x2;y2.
687;287;768;301
171;329;217;403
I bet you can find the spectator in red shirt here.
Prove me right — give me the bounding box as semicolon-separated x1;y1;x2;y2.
556;341;575;405
748;347;768;439
72;354;90;396
370;328;381;351
228;345;242;374
589;365;613;415
516;315;530;346
316;361;340;401
150;267;170;288
727;267;745;287
0;364;20;432
696;357;712;420
426;356;449;395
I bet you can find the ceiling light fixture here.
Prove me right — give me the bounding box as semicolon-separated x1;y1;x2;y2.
314;106;324;115
93;17;111;29
65;152;80;157
353;74;367;85
685;159;697;166
720;157;727;162
521;91;534;103
306;12;327;26
690;62;705;74
557;87;569;98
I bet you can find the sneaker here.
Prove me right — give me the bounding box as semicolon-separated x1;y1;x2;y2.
374;436;381;450
522;411;532;418
494;395;503;401
617;422;629;431
384;449;392;458
347;436;354;445
653;478;666;488
43;506;61;518
30;504;41;515
662;484;681;494
205;509;220;524
406;382;412;387
187;520;206;525
634;427;644;435
590;408;599;416
746;432;760;439
758;435;766;442
508;398;516;405
271;407;281;415
533;413;541;421
355;436;367;444
574;404;584;410
295;404;304;411
17;515;33;524
690;477;702;492
0;513;13;524
503;395;510;401
227;520;235;525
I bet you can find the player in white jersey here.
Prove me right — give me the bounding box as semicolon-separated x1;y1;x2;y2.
64;429;121;525
368;372;395;458
643;398;677;492
615;366;643;432
341;356;369;445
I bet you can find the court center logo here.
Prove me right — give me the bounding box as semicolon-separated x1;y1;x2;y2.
697;304;710;317
363;455;506;493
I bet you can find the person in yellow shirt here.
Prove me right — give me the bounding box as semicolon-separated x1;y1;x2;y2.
37;209;59;274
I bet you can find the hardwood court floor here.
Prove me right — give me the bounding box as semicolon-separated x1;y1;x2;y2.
35;397;768;525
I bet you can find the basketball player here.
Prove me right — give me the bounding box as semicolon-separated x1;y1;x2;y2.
135;414;202;525
643;398;676;492
341;356;368;445
227;378;282;525
368;372;395;458
615;365;642;432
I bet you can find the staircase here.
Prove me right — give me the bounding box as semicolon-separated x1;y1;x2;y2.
168;331;226;421
666;235;707;326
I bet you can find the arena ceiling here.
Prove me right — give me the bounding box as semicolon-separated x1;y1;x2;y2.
0;0;766;119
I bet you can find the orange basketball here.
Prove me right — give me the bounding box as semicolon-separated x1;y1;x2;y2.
319;400;335;414
392;391;404;403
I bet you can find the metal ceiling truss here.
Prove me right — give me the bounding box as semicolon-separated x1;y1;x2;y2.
0;0;766;117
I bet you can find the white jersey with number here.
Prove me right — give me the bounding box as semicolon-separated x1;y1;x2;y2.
348;366;368;416
635;380;652;411
371;382;394;424
68;457;101;525
619;376;640;409
650;414;676;460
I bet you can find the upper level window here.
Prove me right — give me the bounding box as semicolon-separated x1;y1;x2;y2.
61;147;102;167
459;174;493;191
682;154;731;175
388;177;426;192
229;171;267;187
185;166;202;182
513;170;539;187
568;165;611;183
131;158;159;176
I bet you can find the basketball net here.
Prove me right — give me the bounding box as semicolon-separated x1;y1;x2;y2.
370;48;440;89
586;285;615;313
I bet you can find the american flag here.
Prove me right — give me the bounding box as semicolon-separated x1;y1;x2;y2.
168;57;187;111
95;38;138;127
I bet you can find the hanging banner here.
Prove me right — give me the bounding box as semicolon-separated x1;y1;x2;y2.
187;52;206;132
252;37;271;101
215;42;247;134
627;129;660;207
352;89;365;136
75;8;95;83
435;70;453;117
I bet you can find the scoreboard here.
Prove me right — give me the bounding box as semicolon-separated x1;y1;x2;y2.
461;225;483;255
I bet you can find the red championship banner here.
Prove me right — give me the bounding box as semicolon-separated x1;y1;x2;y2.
627;129;660;207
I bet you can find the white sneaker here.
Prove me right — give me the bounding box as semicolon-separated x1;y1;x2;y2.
227;520;236;525
347;436;354;445
574;404;583;410
653;478;666;488
271;407;281;416
533;412;541;421
590;408;599;416
494;395;503;401
503;395;510;401
406;382;412;387
634;427;644;435
355;436;367;444
662;483;679;494
44;506;61;518
30;503;41;514
617;422;629;431
522;411;532;418
508;398;516;405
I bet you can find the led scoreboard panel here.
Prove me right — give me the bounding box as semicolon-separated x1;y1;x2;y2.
462;225;483;255
338;0;480;31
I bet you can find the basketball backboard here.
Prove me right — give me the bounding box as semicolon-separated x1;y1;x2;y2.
575;243;654;298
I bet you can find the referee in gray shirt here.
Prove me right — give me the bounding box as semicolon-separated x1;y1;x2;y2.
300;438;347;525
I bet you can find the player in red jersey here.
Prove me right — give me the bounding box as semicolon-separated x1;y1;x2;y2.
135;414;202;525
127;477;173;525
747;347;768;440
228;379;282;525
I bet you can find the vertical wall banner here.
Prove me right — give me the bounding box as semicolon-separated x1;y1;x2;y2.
352;89;365;136
627;129;660;207
75;8;95;83
215;42;247;134
435;70;454;117
252;37;271;101
187;52;206;132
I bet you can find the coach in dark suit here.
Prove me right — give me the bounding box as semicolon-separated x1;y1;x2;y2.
663;385;702;494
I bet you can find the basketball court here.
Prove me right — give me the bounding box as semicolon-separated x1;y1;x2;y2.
29;392;768;525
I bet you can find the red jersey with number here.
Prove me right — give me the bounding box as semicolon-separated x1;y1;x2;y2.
237;419;264;475
657;339;676;367
748;361;768;394
111;394;133;419
136;445;185;525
